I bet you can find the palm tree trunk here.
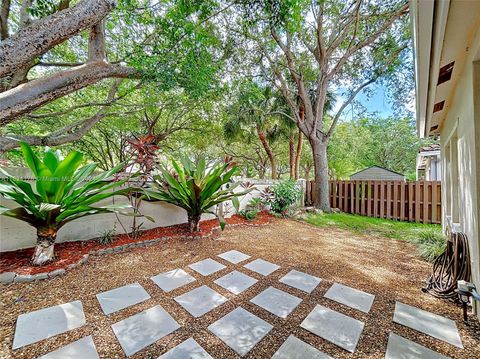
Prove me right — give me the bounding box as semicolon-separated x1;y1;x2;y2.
32;227;57;265
256;125;276;179
294;130;303;179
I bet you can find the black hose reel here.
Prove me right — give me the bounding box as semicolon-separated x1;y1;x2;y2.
422;224;478;322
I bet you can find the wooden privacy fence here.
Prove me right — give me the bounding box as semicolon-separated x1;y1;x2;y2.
305;180;442;224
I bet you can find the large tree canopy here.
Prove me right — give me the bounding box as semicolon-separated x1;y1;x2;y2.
1;0;422;197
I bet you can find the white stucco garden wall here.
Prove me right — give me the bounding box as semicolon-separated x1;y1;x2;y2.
0;178;305;252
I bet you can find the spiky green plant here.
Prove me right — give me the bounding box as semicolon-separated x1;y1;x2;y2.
0;143;135;265
146;156;253;232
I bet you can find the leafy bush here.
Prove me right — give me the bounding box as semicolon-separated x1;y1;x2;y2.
0;143;135;265
413;228;447;262
146;156;252;232
263;179;300;215
98;228;116;245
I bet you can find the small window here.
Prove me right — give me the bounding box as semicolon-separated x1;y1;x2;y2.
438;61;455;85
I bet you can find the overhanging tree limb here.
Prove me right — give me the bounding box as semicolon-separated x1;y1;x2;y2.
0;0;116;79
326;78;376;139
0;79;125;152
0;62;138;125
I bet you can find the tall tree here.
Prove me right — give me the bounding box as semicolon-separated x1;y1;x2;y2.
235;0;411;210
224;82;285;179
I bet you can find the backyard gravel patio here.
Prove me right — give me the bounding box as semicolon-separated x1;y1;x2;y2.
1;218;479;358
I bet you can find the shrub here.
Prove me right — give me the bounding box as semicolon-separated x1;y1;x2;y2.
146;156;253;232
0;143;135;265
263;179;300;215
413;228;447;262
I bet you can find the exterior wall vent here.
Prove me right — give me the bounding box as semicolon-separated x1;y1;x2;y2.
438;61;455;85
433;101;445;113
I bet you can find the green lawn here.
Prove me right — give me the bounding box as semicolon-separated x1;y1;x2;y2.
303;212;446;261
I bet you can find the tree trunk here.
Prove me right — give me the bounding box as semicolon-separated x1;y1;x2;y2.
256;126;276;180
188;213;201;233
311;138;331;212
289;132;295;179
0;62;136;125
32;227;57;266
294;130;303;179
0;0;116;79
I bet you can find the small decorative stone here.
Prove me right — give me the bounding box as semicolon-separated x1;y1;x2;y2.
0;271;16;283
33;273;49;280
48;269;66;278
14;274;35;283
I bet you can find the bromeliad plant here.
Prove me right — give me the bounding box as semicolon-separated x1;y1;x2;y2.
0;143;135;266
146;156;253;232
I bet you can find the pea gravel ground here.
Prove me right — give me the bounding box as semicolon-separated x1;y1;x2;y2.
1;218;479;358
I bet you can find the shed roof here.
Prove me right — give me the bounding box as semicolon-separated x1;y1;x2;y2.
349;166;405;178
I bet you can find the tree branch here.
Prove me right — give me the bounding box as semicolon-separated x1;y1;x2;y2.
0;79;125;152
326;78;375;139
0;62;139;125
0;0;116;79
0;0;10;40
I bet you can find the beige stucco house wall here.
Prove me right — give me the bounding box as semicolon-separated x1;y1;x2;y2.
411;0;480;317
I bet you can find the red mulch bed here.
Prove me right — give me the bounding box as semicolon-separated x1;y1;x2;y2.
0;212;272;275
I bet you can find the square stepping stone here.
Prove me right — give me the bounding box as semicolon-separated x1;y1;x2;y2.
158;338;212;359
279;269;322;293
188;258;226;276
96;282;150;315
272;335;332;359
243;259;280;276
300;304;364;353
217;250;251;264
174;285;227;317
151;268;196;292
385;333;449;359
214;270;257;295
13;300;86;349
111;305;180;357
39;336;99;359
250;286;302;318
393;302;463;348
324;283;375;313
208;307;273;357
